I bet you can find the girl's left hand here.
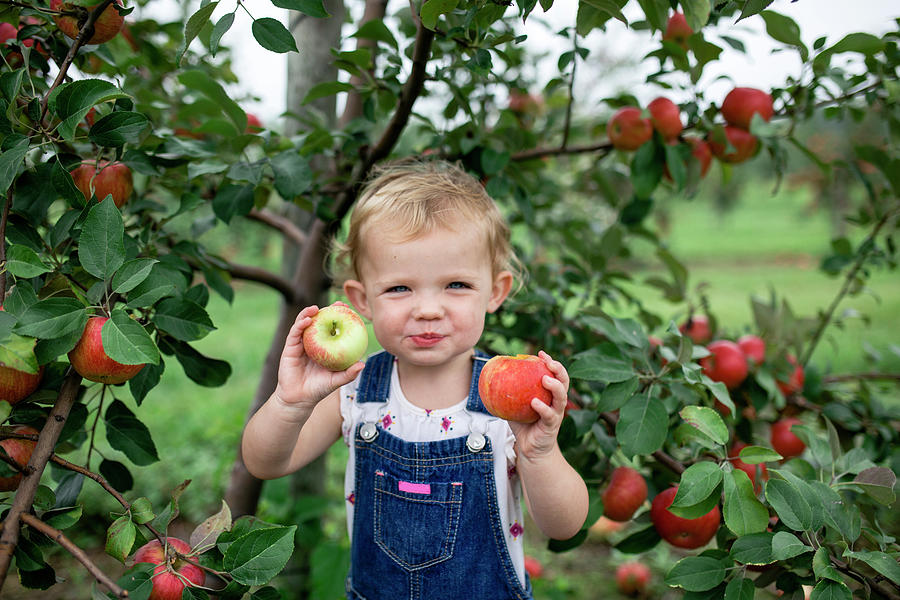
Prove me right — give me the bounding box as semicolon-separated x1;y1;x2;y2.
508;351;570;461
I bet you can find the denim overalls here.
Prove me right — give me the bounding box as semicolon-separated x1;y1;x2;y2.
345;350;533;600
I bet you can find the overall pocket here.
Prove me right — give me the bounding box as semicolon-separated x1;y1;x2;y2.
373;469;463;570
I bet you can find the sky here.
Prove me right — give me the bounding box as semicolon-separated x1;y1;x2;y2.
203;0;898;125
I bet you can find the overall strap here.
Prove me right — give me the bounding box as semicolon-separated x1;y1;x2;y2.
356;350;493;417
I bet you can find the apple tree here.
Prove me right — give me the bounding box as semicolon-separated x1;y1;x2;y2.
0;0;898;599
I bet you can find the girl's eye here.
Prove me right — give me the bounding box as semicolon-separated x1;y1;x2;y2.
386;285;410;293
447;281;471;289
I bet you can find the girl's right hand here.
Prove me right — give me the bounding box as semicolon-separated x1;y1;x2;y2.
272;305;365;409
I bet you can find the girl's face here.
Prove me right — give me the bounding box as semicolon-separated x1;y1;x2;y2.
343;224;512;371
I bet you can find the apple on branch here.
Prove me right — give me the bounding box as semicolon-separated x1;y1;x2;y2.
770;417;806;459
70;160;134;208
616;561;651;596
647;97;682;140
678;314;712;345
0;425;39;491
133;537;205;600
51;0;125;45
68;316;146;385
607;106;652;151
650;486;720;549
721;87;774;131
478;354;553;423
700;340;749;390
302;302;369;371
709;126;759;164
601;466;648;522
663;12;693;49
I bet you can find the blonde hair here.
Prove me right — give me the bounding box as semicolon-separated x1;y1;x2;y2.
331;160;523;286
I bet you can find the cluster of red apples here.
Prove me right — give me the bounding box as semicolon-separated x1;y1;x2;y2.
606;12;775;175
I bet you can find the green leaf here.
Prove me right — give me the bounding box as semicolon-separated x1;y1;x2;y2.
213;183;255;224
569;344;635;383
665;556;726;592
679;406;728;445
843;550;900;585
351;18;398;49
616;393;668;457
760;10;808;61
680;0;711;32
6;244;51;278
809;481;859;541
14;298;87;340
737;0;774;21
178;70;246;135
105;515;136;564
105;399;159;466
112;259;158;294
809;580;851;600
813;546;843;582
738;445;781;464
152;298;215;342
730;531;775;566
671;462;722;511
852;467;896;505
103;309;159;366
210;12;235;55
88;111;149;147
222;526;298;586
724;576;755;600
596;377;639;411
270;151;312;199
772;531;813;560
251;17;298;53
48;79;130;142
271;0;330;18
0;332;40;374
79;197;125;280
723;469;769;536
765;478;812;531
630;141;663;199
813;32;885;73
420;0;458;30
0;136;29;192
177;1;219;65
302;81;354;104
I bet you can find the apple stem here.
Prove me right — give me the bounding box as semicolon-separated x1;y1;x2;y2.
330;321;338;337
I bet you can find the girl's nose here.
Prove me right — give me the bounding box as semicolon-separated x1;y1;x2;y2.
413;295;443;319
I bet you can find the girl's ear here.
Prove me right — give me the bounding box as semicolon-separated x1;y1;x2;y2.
343;279;372;320
487;270;514;314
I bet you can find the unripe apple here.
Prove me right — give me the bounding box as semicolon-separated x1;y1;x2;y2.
478;354;553;423
607;107;653;151
770;417;805;459
70;160;133;208
721;87;774;130
0;425;39;491
302;302;368;371
647;97;682;140
709;126;759;164
68;316;146;385
678;314;712;345
133;537;205;600
616;561;651;596
51;0;124;45
776;354;804;396
663;12;693;48
700;340;749;390
729;441;768;491
650;486;720;549
602;466;648;522
737;334;765;366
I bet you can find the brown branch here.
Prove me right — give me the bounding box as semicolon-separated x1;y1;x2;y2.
339;0;388;127
0;371;82;592
19;513;127;598
0;189;10;301
247;208;308;246
512;141;613;162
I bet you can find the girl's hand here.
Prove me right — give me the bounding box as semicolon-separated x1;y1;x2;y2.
508;351;570;461
273;305;365;409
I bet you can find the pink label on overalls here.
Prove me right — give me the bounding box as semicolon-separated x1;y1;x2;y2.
398;481;431;494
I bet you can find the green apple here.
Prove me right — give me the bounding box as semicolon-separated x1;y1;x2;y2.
302;302;368;371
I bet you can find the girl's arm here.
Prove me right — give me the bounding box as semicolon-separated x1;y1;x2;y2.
240;305;364;480
509;352;589;540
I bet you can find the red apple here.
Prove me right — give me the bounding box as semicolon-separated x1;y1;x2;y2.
700;340;749;390
478;354;553;423
721;87;774;131
51;0;124;45
133;537;205;600
245;112;264;133
70;160;133;208
737;334;765;366
68;316;146;385
607;107;653;151
729;441;768;491
770;418;805;459
589;515;625;539
616;561;651;596
709;126;759;164
602;466;648;522
688;138;713;177
302;302;369;371
647;97;682;140
776;354;804;396
663;12;693;48
678;314;712;345
508;90;543;115
650;486;720;549
0;425;39;491
0;363;44;406
523;555;543;580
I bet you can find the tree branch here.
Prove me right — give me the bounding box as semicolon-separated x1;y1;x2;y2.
0;371;82;592
19;513;127;599
247;208;308;246
339;0;388;127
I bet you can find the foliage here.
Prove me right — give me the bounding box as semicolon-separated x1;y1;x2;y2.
0;0;897;598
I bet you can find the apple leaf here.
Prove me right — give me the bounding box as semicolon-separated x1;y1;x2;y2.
99;458;134;495
271;0;330;17
43;505;83;532
213;183;255;224
772;531;813;561
160;338;231;388
79;197;125;281
192;500;233;554
671;461;722;511
89;111;150;147
103;309;159;366
116;563;154;598
112;259;159;294
679;405;728;446
813;547;843;582
0;135;29;192
222;525;298;586
852;467;897;505
105;515;136;564
104;400;159;466
724;576;755;600
738;445;781;464
729;532;775;566
13;298;88;340
596;377;639;412
843;550;900;585
47;79;130;142
251;17;298;54
765;477;813;532
270;151;313;199
210;12;235;56
809;481;860;542
152;298;216;342
723;469;769;536
760;10;808;61
665;556;726;592
569;343;635;383
615;393;667;457
0;332;39;374
178;70;245;135
420;0;458;31
176;1;219;66
351;18;398;49
810;580;852;600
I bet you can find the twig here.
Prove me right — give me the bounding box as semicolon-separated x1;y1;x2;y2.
0;189;10;301
799;206;899;367
247;208;308;246
823;372;900;383
19;513;128;598
512;141;613;162
0;371;82;592
560;24;578;150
